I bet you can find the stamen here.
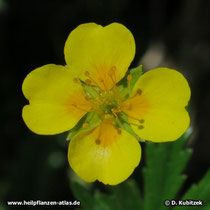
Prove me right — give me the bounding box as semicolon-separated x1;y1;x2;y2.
127;75;132;81
82;123;89;128
139;119;145;123
84;71;100;87
73;78;79;83
123;75;132;98
85;95;90;101
100;78;107;90
111;108;118;119
71;104;90;112
85;79;92;85
109;66;117;85
96;101;102;105
84;71;90;76
127;114;145;124
116;127;122;135
96;124;102;144
111;66;117;71
108;66;122;104
129;122;145;129
129;88;143;100
129;122;140;127
82;83;96;99
137;88;142;95
90;86;102;98
85;78;102;98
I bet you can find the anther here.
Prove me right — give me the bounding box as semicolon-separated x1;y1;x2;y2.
96;101;102;105
123;75;132;98
117;128;122;135
71;104;90;112
135;135;140;141
73;78;78;83
111;66;117;71
109;66;116;76
127;75;132;81
137;89;142;95
95;139;101;145
85;79;92;85
139;119;144;123
100;78;107;89
82;123;89;128
85;95;89;100
138;125;144;129
85;71;90;76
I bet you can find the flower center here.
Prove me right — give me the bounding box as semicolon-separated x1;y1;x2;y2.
72;67;133;124
95;89;121;116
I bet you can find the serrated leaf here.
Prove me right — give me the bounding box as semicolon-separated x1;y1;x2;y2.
67;112;101;141
174;169;210;210
117;65;142;99
143;129;193;210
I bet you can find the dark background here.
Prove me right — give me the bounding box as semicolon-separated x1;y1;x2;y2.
1;0;210;209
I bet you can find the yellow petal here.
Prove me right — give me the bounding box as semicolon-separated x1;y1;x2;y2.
22;64;92;135
122;68;191;142
68;120;141;185
64;23;135;90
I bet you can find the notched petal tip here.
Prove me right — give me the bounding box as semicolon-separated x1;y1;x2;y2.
68;123;141;185
22;64;91;135
64;22;136;90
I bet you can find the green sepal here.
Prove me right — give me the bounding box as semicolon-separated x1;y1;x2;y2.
66;111;101;141
115;112;139;140
117;65;142;100
81;80;100;99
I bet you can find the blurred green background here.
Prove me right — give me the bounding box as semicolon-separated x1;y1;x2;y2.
1;0;210;209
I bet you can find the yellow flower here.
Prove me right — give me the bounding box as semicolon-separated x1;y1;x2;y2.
22;23;191;185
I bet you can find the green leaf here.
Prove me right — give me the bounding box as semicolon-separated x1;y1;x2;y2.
66;111;101;141
175;169;210;210
143;129;193;210
117;65;142;99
